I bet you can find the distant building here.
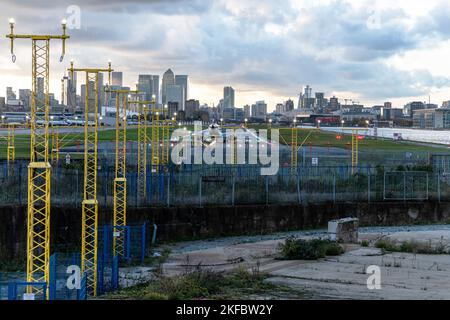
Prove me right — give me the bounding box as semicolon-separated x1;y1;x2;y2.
167;101;179;117
243;104;251;118
19;89;31;111
329;96;339;111
138;75;159;103
162;69;175;105
166;84;185;111
185;99;200;119
251;101;267;119
222;107;235;120
223;86;235;109
111;72;123;87
413;108;450;129
175;75;188;101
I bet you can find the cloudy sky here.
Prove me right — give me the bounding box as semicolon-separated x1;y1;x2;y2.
1;0;450;110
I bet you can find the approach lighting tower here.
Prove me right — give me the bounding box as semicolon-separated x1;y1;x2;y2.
7;18;69;297
69;60;113;296
7;123;15;164
151;101;160;174
106;86;139;258
291;119;298;174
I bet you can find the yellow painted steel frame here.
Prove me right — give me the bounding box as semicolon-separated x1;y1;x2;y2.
69;63;112;296
7;124;15;164
291;126;298;174
151;103;160;174
6;21;69;297
108;88;138;258
136;100;150;201
351;129;359;175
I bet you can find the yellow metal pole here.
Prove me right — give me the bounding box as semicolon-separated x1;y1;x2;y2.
6;19;69;298
151;99;160;174
291;121;298;174
7;123;15;164
69;61;112;296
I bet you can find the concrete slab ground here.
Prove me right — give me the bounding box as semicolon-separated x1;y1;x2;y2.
156;227;450;299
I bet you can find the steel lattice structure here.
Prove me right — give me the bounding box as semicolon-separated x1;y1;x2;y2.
351;129;359;175
7;123;15;164
69;61;113;296
291;125;298;174
6;19;69;298
106;87;138;258
151;103;160;174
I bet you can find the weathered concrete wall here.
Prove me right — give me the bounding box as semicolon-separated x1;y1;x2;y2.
2;202;450;260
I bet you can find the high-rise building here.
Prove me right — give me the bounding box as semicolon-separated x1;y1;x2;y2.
166;84;184;111
175;75;188;101
329;96;339;111
111;72;123;87
19;89;31;111
6;87;16;100
243;104;251;118
223;86;235;109
162;69;175;105
298;85;313;109
251;101;267;119
138;75;160;103
285;99;294;112
315;92;325;111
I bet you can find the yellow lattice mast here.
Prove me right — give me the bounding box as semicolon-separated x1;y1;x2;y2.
7;18;69;297
161;105;170;168
151;100;160;174
291;119;298;174
69;61;112;296
130;96;153;202
351;129;359;175
7;123;15;164
106;87;138;258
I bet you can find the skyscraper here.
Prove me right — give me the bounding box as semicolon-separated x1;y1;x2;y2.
162;69;175;105
166;84;184;112
175;75;188;101
223;86;235;109
111;72;123;87
138;75;160;103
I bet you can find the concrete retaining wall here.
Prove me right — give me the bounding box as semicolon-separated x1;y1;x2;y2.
1;202;450;260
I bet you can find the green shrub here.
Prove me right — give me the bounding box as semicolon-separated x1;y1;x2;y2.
278;237;344;260
361;240;369;247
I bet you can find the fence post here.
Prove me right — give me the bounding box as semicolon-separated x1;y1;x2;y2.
333;174;336;203
403;171;406;202
265;176;269;205
49;254;57;300
368;173;371;203
297;174;301;204
232;175;235;206
141;222;146;264
198;175;202;207
111;255;119;291
8;283;17;300
77;274;87;300
438;172;441;203
167;173;170;208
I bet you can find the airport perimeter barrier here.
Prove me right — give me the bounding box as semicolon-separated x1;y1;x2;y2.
98;223;149;265
0;152;449;207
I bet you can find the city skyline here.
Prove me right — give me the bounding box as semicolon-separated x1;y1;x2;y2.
1;0;450;110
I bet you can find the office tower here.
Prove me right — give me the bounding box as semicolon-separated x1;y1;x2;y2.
223;86;235;109
162;68;175;105
166;84;184;111
244;104;251;118
111;72;123;87
19;89;31;111
138;75;160;103
315;92;325;111
251;101;267;119
329;96;339;111
175;75;189;101
6;87;16;100
285;99;294;112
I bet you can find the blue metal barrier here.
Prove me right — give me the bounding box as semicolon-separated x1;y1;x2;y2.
8;282;47;300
